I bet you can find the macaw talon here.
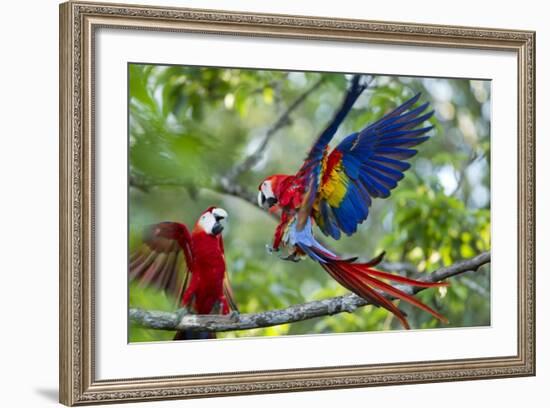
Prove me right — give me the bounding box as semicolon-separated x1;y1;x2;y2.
228;310;240;322
279;252;301;263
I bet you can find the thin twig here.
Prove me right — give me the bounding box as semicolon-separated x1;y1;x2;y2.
129;176;261;210
129;251;490;333
221;76;325;186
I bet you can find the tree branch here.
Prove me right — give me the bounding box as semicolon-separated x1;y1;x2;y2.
129;174;259;207
378;260;418;275
129;251;490;333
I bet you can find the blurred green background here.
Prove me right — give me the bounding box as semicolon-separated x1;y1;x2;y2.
128;64;491;342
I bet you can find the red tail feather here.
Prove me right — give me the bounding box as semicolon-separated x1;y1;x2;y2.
321;262;411;329
355;267;449;324
320;257;448;329
366;268;449;288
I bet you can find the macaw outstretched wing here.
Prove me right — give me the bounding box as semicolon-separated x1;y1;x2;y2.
298;93;434;239
129;222;193;303
295;75;367;228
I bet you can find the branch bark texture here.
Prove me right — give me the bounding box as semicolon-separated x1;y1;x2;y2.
130;251;490;333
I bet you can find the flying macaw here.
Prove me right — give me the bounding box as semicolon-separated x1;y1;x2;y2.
129;207;237;340
257;76;448;329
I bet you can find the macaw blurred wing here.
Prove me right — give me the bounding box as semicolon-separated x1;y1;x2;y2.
129;222;193;302
314;93;434;239
223;274;239;313
216;235;239;313
296;75;367;229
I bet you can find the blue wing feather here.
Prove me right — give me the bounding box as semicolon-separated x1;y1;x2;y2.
366;160;405;179
319;200;341;240
302;76;368;168
362;167;398;190
360;172;392;198
370;156;411;172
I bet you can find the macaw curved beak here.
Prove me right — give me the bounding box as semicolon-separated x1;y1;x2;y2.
212;222;224;235
267;197;278;207
211;211;226;235
258;191;278;209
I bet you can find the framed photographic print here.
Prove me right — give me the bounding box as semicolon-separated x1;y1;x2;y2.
59;1;535;405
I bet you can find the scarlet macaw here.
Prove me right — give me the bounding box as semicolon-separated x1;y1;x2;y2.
130;207;237;340
257;76;448;329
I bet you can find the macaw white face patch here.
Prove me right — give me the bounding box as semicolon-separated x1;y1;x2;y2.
212;207;228;220
258;180;276;208
198;207;228;235
261;180;274;199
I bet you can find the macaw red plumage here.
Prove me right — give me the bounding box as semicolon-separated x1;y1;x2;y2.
257;77;448;329
129;207;237;340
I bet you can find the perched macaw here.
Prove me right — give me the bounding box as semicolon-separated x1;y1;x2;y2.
129;207;237;340
257;77;447;329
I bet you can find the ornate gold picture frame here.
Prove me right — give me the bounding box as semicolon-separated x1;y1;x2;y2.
59;1;535;405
